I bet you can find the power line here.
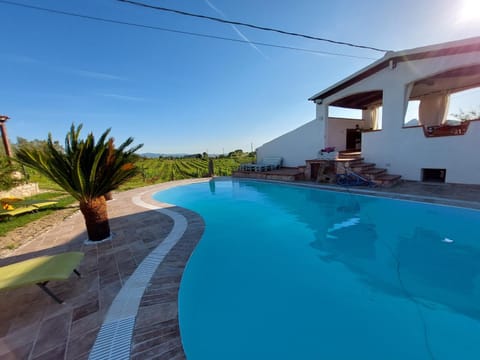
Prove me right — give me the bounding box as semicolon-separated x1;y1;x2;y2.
118;0;390;53
0;0;377;60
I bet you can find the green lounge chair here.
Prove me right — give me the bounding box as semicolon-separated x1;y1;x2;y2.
0;252;84;303
0;205;38;219
8;199;58;209
31;200;58;209
0;200;58;220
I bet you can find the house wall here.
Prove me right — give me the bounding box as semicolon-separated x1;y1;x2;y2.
362;121;480;184
256;118;323;167
317;50;480;184
327;117;365;150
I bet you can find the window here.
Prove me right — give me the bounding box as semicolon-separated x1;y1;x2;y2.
404;100;420;127
328;106;362;119
405;85;480;127
447;87;480;123
376;106;383;130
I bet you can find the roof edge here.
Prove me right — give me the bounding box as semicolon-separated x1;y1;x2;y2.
308;36;480;103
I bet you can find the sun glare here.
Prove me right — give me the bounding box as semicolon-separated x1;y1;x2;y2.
458;0;480;23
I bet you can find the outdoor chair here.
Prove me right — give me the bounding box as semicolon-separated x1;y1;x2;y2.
0;206;39;219
0;200;58;220
252;156;283;172
238;163;254;171
0;252;84;303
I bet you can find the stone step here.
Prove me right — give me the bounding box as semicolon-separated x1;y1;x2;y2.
350;162;375;172
361;167;387;180
338;150;362;159
304;152;402;188
373;174;402;187
336;158;364;167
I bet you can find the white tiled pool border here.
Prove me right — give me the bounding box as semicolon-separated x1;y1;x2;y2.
89;188;191;360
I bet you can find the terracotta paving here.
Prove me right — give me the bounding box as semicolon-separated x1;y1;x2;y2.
0;180;205;360
130;206;204;360
0;178;479;360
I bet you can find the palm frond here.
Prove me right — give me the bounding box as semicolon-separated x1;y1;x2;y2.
14;123;143;201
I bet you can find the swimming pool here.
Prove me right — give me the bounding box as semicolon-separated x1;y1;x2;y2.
154;179;480;360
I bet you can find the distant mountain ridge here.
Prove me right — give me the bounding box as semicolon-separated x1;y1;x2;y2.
140;152;190;158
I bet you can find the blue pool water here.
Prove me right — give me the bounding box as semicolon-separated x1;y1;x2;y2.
154;179;480;360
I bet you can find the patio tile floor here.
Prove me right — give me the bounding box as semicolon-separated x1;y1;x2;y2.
0;180;203;360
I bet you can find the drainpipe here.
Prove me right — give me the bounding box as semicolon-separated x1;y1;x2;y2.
0;115;13;163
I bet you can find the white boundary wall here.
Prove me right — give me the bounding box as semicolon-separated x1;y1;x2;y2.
256;119;323;167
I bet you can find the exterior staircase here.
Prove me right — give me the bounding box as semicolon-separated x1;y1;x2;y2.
337;151;402;187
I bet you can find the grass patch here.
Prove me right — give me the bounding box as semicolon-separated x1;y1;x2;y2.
24;170;64;191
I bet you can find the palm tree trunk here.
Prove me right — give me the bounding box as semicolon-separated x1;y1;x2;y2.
80;196;111;241
104;191;113;201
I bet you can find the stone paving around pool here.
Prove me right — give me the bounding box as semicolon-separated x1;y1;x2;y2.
0;178;479;360
0;180;205;360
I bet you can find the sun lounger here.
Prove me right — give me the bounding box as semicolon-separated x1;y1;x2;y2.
0;205;38;219
0;252;84;303
29;200;58;209
0;200;58;220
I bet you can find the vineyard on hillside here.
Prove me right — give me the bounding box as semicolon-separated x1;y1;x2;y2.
7;138;256;191
121;156;255;189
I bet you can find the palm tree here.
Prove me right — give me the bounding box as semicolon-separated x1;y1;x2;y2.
15;124;142;241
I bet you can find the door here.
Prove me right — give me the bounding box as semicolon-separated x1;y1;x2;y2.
346;128;361;150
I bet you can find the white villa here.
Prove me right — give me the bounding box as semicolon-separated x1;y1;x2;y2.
256;37;480;185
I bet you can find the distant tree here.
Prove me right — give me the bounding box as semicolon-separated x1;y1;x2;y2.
183;154;198;159
0;156;20;190
15;124;142;241
14;137;63;152
202;152;208;159
227;149;244;158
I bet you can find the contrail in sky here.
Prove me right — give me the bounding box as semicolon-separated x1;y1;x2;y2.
204;0;268;59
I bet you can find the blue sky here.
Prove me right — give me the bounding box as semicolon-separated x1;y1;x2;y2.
1;0;479;154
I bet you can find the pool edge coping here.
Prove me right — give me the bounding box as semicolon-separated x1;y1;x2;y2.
88;179;208;360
